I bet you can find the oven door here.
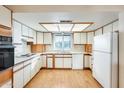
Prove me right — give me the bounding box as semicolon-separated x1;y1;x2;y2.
0;46;14;71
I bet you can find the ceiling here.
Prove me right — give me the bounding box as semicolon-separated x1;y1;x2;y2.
6;5;121;32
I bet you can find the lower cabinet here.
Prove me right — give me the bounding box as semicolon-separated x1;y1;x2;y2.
72;54;83;69
47;58;53;68
83;54;92;69
63;58;72;68
13;63;24;88
23;60;31;86
55;58;63;68
55;55;72;69
42;55;47;68
13;55;42;88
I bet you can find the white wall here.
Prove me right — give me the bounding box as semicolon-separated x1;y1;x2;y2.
119;12;124;87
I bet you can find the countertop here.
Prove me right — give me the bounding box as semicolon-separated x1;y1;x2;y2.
15;53;41;65
14;52;85;65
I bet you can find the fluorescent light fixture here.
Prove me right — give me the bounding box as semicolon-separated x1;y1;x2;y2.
72;24;90;32
42;24;59;31
59;24;73;32
39;22;93;32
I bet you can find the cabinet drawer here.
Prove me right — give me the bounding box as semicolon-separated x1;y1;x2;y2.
63;54;72;58
55;55;63;57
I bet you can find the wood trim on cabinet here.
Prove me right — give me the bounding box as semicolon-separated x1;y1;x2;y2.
0;27;12;36
0;24;11;30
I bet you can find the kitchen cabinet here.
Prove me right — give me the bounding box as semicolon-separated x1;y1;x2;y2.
74;33;86;44
113;21;118;32
95;28;102;36
23;60;31;86
87;32;94;44
63;58;72;68
28;28;33;38
72;54;83;69
22;25;29;37
37;32;44;44
13;63;24;88
13;55;42;88
55;58;63;68
13;20;22;44
42;55;47;68
43;33;52;44
31;57;38;79
55;55;63;68
74;33;81;44
103;24;112;34
33;30;37;44
80;33;86;44
63;55;72;68
83;54;92;68
0;6;11;27
47;58;53;68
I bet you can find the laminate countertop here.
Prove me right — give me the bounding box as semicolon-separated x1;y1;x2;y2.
15;53;41;65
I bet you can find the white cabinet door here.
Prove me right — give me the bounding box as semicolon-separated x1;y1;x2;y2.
63;58;72;68
103;24;112;34
42;55;46;68
37;56;42;70
74;33;80;44
47;58;53;68
113;21;118;31
22;25;29;37
95;28;102;36
43;33;52;44
37;32;43;44
55;58;63;68
13;20;22;44
31;58;38;79
13;67;24;88
28;28;33;38
23;60;31;86
0;6;11;27
72;54;83;69
33;30;36;44
84;55;90;68
87;32;94;44
80;33;86;44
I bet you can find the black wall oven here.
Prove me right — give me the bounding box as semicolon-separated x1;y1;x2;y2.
0;36;14;71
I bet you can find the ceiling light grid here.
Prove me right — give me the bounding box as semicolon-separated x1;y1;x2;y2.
39;22;93;32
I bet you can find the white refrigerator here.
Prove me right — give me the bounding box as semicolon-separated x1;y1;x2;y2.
93;32;119;88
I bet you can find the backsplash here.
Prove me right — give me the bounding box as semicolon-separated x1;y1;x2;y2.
45;44;84;52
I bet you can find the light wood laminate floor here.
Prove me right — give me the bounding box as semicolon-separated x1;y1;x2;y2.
25;69;102;88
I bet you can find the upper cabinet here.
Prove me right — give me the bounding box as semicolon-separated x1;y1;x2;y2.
87;32;94;44
13;20;22;44
0;6;11;27
113;21;118;31
43;33;52;44
22;25;29;37
28;28;33;38
33;30;36;44
103;24;112;34
80;33;86;44
74;33;80;44
74;32;86;44
95;28;102;36
37;32;43;44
